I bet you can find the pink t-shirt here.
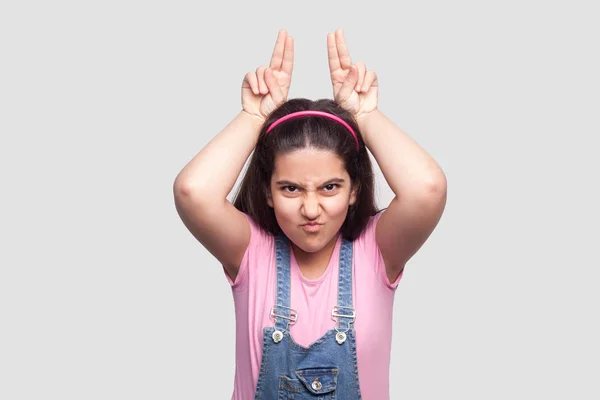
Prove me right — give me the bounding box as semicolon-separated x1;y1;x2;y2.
223;211;403;400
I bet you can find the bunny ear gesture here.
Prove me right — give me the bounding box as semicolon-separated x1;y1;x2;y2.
327;29;378;119
242;29;294;120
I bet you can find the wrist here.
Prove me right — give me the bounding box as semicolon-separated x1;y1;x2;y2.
356;108;380;132
240;109;267;127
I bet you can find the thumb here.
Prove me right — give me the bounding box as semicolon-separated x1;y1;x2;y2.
336;65;358;103
264;68;285;105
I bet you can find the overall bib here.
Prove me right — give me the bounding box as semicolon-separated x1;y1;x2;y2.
254;234;362;399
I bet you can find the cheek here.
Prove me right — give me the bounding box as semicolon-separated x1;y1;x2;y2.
271;197;297;219
323;197;349;211
331;200;353;219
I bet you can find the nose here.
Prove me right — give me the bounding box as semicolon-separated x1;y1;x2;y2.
301;193;321;220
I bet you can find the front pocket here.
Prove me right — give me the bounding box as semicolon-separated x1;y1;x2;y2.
278;368;338;399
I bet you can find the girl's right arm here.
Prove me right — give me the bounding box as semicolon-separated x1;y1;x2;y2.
173;30;294;281
173;111;263;280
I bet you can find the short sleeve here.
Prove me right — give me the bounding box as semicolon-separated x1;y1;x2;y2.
356;210;403;290
222;213;271;291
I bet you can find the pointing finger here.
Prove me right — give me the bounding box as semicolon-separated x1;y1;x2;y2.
281;36;294;75
327;33;340;73
335;29;352;69
269;29;287;71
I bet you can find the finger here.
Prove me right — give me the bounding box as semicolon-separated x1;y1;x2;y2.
256;66;268;94
269;29;287;71
281;36;294;75
337;64;358;102
362;71;378;92
265;67;285;105
243;71;260;95
355;61;366;91
335;28;352;69
327;33;340;73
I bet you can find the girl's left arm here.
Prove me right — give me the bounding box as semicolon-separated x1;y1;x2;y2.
327;28;446;283
357;110;447;283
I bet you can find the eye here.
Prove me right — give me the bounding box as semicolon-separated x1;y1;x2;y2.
282;186;298;193
323;184;340;191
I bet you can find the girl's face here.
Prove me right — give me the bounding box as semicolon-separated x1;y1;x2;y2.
268;148;357;255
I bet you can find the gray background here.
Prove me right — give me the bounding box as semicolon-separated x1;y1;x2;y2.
1;0;599;398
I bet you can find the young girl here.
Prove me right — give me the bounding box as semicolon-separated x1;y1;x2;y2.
174;29;447;400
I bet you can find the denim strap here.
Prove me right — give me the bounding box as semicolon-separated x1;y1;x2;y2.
273;234;293;332
336;237;355;331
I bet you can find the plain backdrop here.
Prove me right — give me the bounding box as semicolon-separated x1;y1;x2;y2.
1;0;599;399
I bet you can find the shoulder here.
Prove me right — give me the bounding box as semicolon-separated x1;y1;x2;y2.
244;213;274;248
223;213;274;289
353;210;402;290
353;210;385;251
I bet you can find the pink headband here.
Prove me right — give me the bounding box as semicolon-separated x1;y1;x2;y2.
265;110;360;151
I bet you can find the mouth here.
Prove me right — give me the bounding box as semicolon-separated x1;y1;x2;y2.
301;223;322;232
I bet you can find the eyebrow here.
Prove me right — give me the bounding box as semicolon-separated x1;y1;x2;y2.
275;178;346;187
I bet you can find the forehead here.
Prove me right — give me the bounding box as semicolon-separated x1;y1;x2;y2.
272;148;347;182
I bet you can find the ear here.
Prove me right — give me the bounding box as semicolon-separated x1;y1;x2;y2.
266;188;274;208
349;184;358;206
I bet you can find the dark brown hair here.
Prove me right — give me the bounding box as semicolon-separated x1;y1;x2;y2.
232;98;381;241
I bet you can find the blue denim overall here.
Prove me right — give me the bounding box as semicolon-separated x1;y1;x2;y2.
253;234;362;399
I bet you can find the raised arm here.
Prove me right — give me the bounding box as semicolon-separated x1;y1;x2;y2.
327;29;447;284
173;29;294;281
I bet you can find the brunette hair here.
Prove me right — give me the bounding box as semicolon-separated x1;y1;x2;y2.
232;98;381;241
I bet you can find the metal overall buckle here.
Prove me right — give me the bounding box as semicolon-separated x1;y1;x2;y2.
270;305;298;343
331;305;355;344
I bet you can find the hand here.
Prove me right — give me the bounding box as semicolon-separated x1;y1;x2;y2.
327;29;378;120
242;29;294;121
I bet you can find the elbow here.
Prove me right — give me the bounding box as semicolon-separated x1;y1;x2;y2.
417;172;447;201
427;172;447;194
173;177;202;200
173;177;225;208
173;176;189;197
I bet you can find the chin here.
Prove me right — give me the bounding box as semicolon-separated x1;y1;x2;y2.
285;228;335;252
294;240;322;253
